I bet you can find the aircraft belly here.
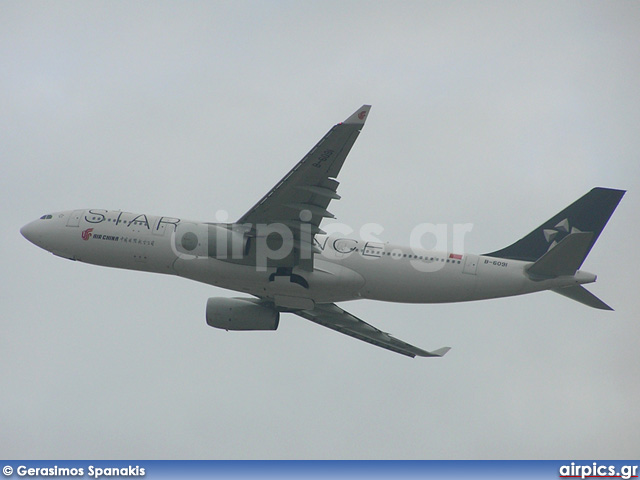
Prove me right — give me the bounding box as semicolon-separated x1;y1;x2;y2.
173;257;264;290
172;256;364;303
343;256;478;303
305;260;365;302
336;253;532;304
472;257;528;300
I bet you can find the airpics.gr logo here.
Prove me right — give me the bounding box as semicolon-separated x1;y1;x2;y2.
81;228;94;241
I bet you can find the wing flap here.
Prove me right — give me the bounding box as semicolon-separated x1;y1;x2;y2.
295;303;450;358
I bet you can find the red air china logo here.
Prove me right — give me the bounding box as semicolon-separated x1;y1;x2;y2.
81;228;94;241
358;110;367;120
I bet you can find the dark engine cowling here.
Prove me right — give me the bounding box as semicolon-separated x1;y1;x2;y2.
206;297;280;331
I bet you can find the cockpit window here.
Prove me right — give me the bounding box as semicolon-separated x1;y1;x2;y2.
39;214;53;220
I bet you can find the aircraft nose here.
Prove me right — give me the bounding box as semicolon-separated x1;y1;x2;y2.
21;220;44;247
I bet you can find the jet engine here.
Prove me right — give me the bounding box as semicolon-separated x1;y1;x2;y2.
206;297;280;331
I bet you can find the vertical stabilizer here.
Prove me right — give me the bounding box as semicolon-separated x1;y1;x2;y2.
485;188;625;262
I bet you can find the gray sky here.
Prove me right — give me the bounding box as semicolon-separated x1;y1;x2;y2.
2;1;639;459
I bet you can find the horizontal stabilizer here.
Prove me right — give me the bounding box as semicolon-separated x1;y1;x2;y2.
527;232;593;277
553;285;613;311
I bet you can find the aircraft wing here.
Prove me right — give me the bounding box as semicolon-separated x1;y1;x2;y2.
236;105;371;271
295;303;451;358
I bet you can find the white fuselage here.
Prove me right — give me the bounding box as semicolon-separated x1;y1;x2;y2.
21;209;597;306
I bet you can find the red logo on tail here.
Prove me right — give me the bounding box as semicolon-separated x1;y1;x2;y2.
81;228;94;241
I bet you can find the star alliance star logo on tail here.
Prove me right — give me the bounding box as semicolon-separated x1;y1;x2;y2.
543;218;582;251
81;228;94;241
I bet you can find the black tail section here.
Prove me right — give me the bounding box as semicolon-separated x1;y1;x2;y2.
485;187;625;262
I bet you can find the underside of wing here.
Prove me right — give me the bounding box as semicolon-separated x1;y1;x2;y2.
236;105;371;271
295;303;451;358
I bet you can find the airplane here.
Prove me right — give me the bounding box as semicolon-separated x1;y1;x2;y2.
20;105;625;358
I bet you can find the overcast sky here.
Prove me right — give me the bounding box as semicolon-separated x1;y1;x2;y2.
2;1;639;459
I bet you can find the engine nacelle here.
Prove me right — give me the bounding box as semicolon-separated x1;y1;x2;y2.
206;297;280;331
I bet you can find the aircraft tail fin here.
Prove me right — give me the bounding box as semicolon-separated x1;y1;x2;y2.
552;285;613;311
485;187;625;262
527;231;593;277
